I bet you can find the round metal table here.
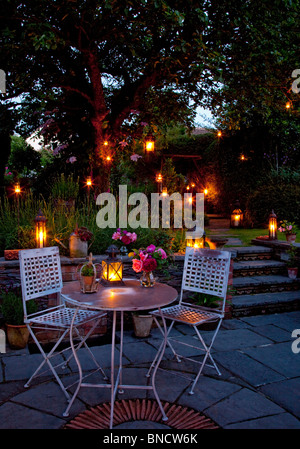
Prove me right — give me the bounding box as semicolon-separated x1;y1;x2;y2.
61;278;178;428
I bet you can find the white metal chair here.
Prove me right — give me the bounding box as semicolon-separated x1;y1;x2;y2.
147;247;231;394
19;246;107;401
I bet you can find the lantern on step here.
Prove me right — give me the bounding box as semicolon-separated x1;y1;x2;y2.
34;209;47;248
102;245;124;285
268;210;277;240
230;200;243;228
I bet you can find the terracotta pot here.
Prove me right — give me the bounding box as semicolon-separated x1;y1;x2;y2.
82;275;94;292
288;267;298;279
286;233;297;244
132;314;153;338
6;324;30;349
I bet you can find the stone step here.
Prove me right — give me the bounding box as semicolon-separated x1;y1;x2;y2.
233;275;300;295
232;290;300;317
228;246;273;261
233;260;287;277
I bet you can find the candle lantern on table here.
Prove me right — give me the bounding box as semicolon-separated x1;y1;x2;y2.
102;245;124;285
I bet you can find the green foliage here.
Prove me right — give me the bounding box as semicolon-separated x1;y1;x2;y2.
81;263;94;277
0;286;37;325
8;135;41;177
49;173;80;201
246;170;300;227
190;292;220;309
286;245;298;268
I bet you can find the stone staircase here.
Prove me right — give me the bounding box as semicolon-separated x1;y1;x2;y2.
229;246;300;317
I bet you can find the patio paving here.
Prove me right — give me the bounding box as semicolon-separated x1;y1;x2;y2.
1;310;300;430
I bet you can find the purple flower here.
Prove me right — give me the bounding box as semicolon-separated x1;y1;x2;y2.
146;244;156;253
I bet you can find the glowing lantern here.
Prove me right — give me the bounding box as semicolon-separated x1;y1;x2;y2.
34;209;47;248
14;183;21;194
230;200;243;228
102;245;123;285
269;210;277;240
155;173;163;183
217;130;222;138
285;101;291;110
204;188;208;195
186;228;206;248
161;187;168;197
106;155;112;162
144;134;155;153
86;176;92;187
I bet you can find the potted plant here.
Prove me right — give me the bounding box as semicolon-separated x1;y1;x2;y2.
69;224;94;258
278;220;298;243
78;253;100;293
0;286;37;349
286;245;299;279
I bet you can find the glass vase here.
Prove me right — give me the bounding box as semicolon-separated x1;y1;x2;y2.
140;271;155;288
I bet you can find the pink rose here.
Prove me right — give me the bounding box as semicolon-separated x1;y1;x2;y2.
132;259;143;273
146;244;156;253
131;232;137;242
155;248;167;259
112;231;122;240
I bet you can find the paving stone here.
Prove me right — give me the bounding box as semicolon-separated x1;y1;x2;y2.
0;402;65;429
244;342;300;378
10;380;84;418
121;341;161;365
212;328;273;352
2;352;67;381
249;324;291;343
205;388;284;428
178;376;241;412
0;380;26;404
213;350;285;387
147;368;191;403
260;378;300;419
225;412;300;429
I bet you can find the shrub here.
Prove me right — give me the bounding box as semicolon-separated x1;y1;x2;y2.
246;181;300;227
0;286;37;325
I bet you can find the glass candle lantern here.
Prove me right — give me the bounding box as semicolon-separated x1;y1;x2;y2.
230;200;243;228
269;210;277;240
102;245;124;285
34;209;47;248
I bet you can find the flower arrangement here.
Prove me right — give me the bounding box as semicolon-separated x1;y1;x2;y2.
74;225;93;242
112;229;137;246
129;244;168;273
278;220;298;235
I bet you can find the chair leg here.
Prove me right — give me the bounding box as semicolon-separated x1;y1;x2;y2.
25;325;71;400
63;318;108;381
189;320;223;395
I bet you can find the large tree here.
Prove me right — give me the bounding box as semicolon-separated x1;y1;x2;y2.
1;0;298;187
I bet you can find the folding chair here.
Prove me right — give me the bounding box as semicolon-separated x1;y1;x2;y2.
19;246;107;401
147;247;231;394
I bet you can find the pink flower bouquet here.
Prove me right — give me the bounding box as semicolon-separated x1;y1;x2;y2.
129;244;168;273
278;220;298;235
112;229;137;246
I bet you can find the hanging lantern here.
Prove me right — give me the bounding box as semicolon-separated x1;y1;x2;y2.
34;209;47;248
230;200;243;228
86;176;92;187
101;245;123;285
14;182;21;194
155;173;163;183
144;134;155;153
269;210;277;240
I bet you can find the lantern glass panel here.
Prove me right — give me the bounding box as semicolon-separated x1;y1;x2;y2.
102;260;123;282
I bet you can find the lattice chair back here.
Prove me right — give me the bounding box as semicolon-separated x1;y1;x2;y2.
181;247;231;312
19;247;63;318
